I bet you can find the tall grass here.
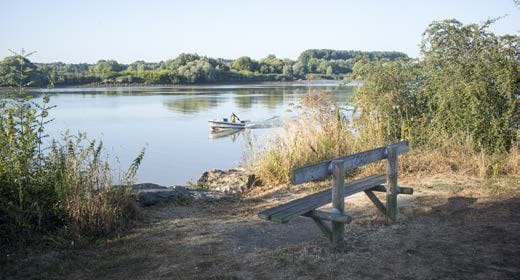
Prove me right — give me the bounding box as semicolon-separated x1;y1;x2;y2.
0;50;143;250
250;92;355;185
248;90;519;186
48;135;144;237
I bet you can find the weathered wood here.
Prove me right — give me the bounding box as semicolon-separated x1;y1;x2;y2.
386;146;398;224
258;141;412;248
304;210;352;224
398;186;413;195
370;185;387;193
260;174;386;223
308;217;331;240
331;160;345;249
364;190;387;215
370;185;414;195
291;140;409;184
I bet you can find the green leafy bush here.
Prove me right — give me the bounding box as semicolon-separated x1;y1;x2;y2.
0;50;143;250
349;19;519;154
250;19;519;186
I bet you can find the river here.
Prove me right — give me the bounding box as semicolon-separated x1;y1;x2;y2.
32;81;355;186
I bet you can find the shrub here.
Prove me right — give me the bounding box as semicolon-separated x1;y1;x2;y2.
0;50;143;250
249;20;519;186
349;19;519;154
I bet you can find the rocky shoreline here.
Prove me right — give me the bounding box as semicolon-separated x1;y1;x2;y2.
132;167;257;206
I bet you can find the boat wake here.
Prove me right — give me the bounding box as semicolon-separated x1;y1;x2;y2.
244;116;283;129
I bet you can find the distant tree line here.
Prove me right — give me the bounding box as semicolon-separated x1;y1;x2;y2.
0;49;407;87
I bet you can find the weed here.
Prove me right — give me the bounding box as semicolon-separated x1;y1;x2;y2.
0;50;143;250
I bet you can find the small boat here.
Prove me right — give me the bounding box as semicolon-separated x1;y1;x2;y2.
208;118;249;131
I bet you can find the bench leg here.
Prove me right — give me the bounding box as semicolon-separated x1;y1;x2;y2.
364;189;387;215
310;217;331;241
331;160;345;250
386;146;398;224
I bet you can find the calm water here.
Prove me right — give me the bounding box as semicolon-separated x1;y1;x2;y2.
33;81;354;186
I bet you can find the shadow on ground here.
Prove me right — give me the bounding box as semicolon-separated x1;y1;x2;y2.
1;190;519;279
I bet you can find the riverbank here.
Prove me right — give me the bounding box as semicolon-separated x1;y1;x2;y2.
0;79;343;91
0;77;347;92
2;173;518;279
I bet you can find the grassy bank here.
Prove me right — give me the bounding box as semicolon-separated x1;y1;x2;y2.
249;19;519;186
0;51;143;253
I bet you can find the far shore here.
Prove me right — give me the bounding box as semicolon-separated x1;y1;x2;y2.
1;79;348;92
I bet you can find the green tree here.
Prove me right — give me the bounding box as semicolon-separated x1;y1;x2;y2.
421;19;519;153
90;59;124;74
232;56;257;72
350;19;519;153
0;52;46;87
259;54;284;74
163;53;201;70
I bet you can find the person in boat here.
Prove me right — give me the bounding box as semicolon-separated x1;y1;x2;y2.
230;112;240;123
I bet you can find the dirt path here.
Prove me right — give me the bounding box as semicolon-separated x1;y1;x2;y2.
2;176;519;279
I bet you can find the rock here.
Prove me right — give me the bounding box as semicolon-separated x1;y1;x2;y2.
131;183;231;206
197;167;256;194
132;183;191;207
132;183;168;191
189;188;232;202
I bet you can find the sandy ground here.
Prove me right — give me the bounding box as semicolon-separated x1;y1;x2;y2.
1;175;519;280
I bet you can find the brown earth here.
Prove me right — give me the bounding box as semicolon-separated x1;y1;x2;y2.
1;175;519;280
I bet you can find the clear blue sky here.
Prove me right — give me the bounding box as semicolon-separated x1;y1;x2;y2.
1;0;518;63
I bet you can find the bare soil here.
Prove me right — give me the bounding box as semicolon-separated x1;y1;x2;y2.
1;175;519;280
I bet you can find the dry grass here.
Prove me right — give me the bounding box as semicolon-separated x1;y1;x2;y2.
249;91;519;186
50;137;142;238
250;92;355;185
400;139;520;177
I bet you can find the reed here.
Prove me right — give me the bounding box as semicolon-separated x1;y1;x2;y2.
250;91;355;185
0;51;143;250
248;90;519;186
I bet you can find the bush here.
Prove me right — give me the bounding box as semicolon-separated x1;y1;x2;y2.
0;50;143;250
48;135;143;237
249;19;519;186
349;19;519;154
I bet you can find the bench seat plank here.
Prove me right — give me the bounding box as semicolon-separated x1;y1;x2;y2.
258;174;386;223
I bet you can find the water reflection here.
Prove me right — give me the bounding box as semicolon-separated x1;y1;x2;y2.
208;129;242;141
162;87;321;114
161;86;355;114
163;96;224;114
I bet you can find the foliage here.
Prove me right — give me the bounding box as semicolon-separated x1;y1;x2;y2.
420;19;519;153
90;59;125;74
47;135;143;237
0;50;142;250
259;55;284;74
250;19;519;186
297;49;408;76
0;51;47;87
348;57;427;148
231;56;258;72
349;19;519;154
0;49;407;87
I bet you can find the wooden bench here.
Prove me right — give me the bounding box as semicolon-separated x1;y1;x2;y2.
258;140;413;248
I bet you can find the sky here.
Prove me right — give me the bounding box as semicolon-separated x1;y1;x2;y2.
0;0;518;63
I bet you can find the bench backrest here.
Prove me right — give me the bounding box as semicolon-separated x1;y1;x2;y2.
291;140;409;185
